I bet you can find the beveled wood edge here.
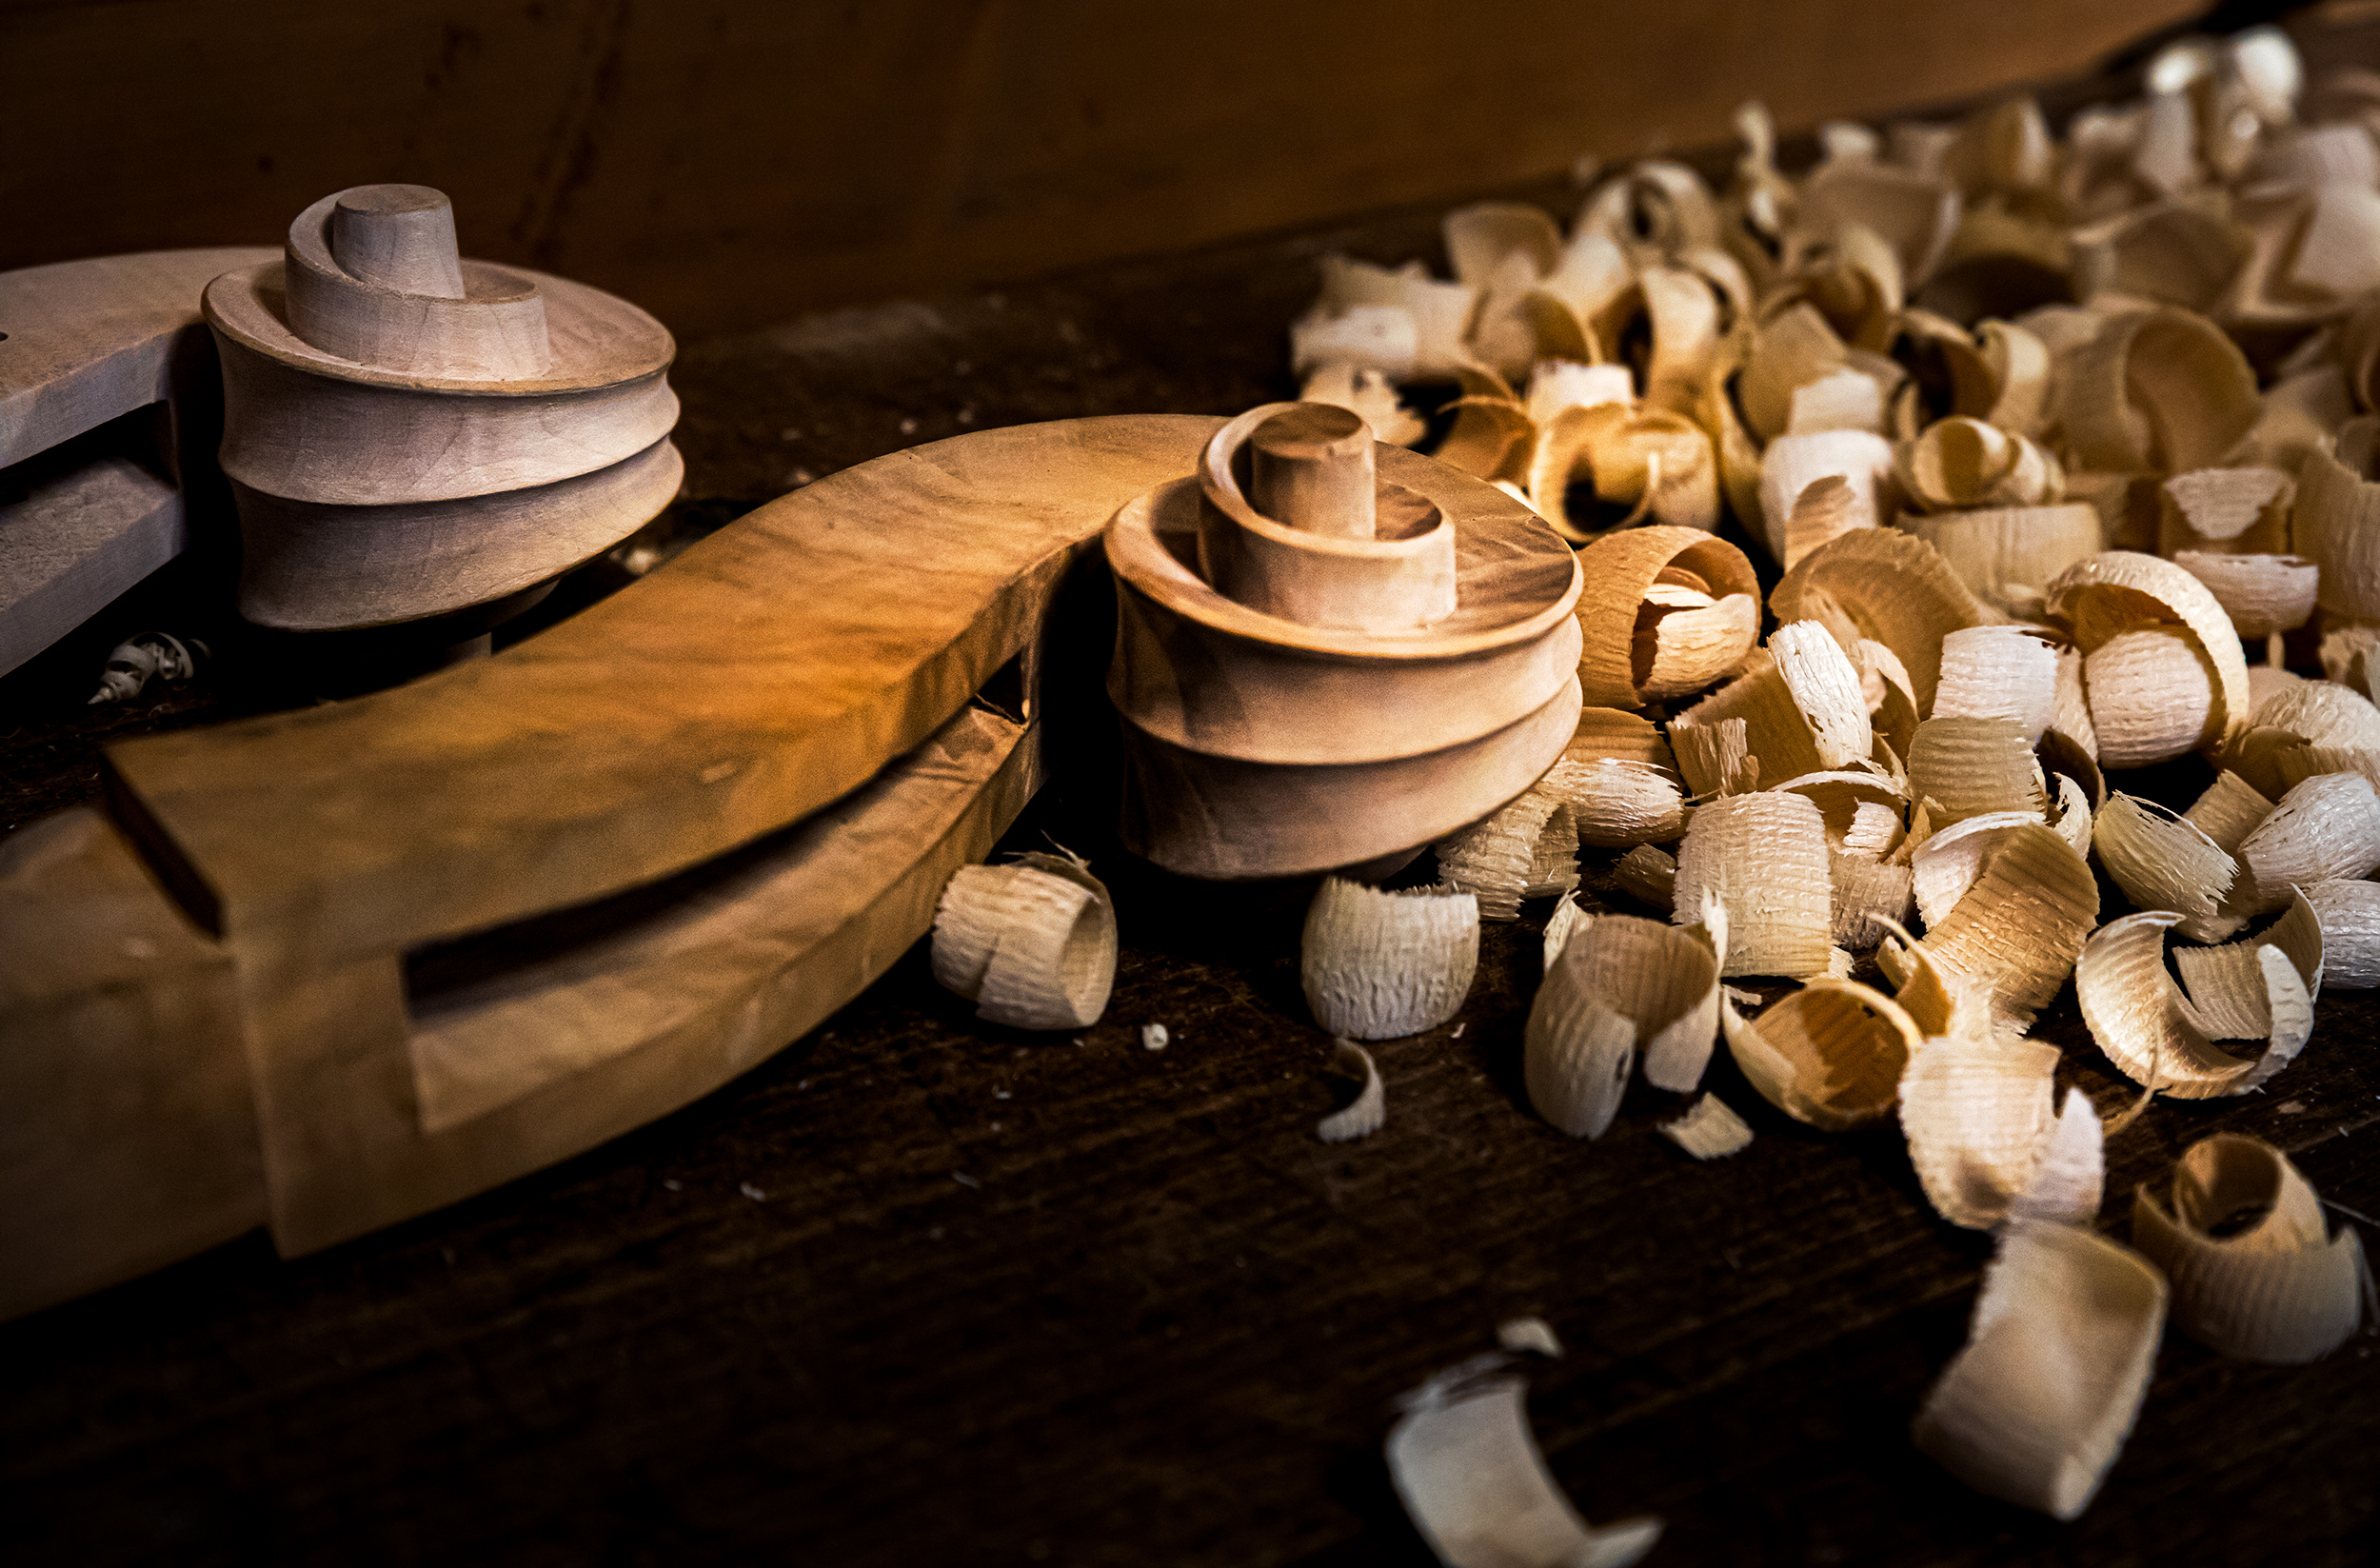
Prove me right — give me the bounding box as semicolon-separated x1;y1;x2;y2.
204;260;675;396
1105;474;1581;661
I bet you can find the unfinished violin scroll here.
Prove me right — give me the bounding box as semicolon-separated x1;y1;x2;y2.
204;183;682;631
1106;403;1583;879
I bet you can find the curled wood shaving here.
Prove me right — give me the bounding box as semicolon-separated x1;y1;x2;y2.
1673;622;1870;786
1906;505;2103;624
1436;789;1578;922
1299;362;1425;447
1300;254;1478;380
1932;627;2058;741
2132;1133;2369;1363
2092;793;2240;941
1669;716;1758;799
1528;909;1725;1137
2183;768;2273;853
2052;645;2099;762
2083;627;2223;768
1674;790;1834;979
1758;430;1895;566
1910;811;2044;929
1914;821;2099;1032
1526;360;1634;425
1908;717;2048;827
1832;853;1914;950
1901;1032;2106;1230
1565;706;1678;771
2303;877;2380;988
1771;528;1987;718
931;852;1118;1030
1913;1220;2166;1520
1386;1358;1663;1568
1317;1040;1386;1142
1497;1317;1566;1359
2053;307;2260;474
1528;402;1719;537
2171;890;2324;1042
2233;771;2380;915
1895;417;2063;513
1569;526;1760;708
1658;1095;1754;1160
2252;678;2380;750
1537;758;1685;850
2295;416;2380;623
2040;724;2106;812
1542;890;1591;970
2048;550;2251;761
2173;551;2320;639
1302;880;1479;1041
1611;844;1676;914
2076;908;2313;1099
1721;977;1922;1130
2158;466;2291;556
2049;772;2095;859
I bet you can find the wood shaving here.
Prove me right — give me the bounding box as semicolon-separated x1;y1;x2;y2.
1436;789;1578;922
1528;908;1725;1135
1722;977;1922;1130
1658;1095;1755;1160
1302;880;1479;1041
1913;1221;2166;1520
1611;844;1676;914
1387;1359;1662;1568
2076;906;2315;1099
931;851;1118;1030
1673;790;1834;979
1316;1040;1386;1142
2132;1133;2369;1363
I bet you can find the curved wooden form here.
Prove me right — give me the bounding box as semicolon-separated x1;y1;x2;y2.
0;415;1215;1314
202;184;680;629
1106;403;1583;878
0;247;277;676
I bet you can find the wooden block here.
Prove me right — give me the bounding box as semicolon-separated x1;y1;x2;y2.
100;415;1213;1255
0;247;276;676
0;247;276;469
0;455;184;675
0;808;259;1320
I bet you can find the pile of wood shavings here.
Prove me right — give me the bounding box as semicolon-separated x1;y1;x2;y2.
1274;23;2380;1553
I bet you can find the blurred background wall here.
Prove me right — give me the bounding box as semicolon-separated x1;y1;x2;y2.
3;0;2205;337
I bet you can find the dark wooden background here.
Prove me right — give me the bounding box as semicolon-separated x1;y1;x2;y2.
4;10;2377;1565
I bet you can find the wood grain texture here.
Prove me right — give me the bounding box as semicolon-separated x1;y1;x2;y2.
9;18;2380;1559
0;248;271;677
230;435;684;630
0;456;185;673
96;416;1208;1253
0;248;275;468
0;807;259;1320
0;0;2198;337
251;702;1039;1254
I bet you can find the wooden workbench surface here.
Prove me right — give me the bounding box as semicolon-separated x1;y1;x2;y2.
6;19;2379;1565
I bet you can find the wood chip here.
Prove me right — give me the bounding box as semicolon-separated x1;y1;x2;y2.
1658;1095;1755;1159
